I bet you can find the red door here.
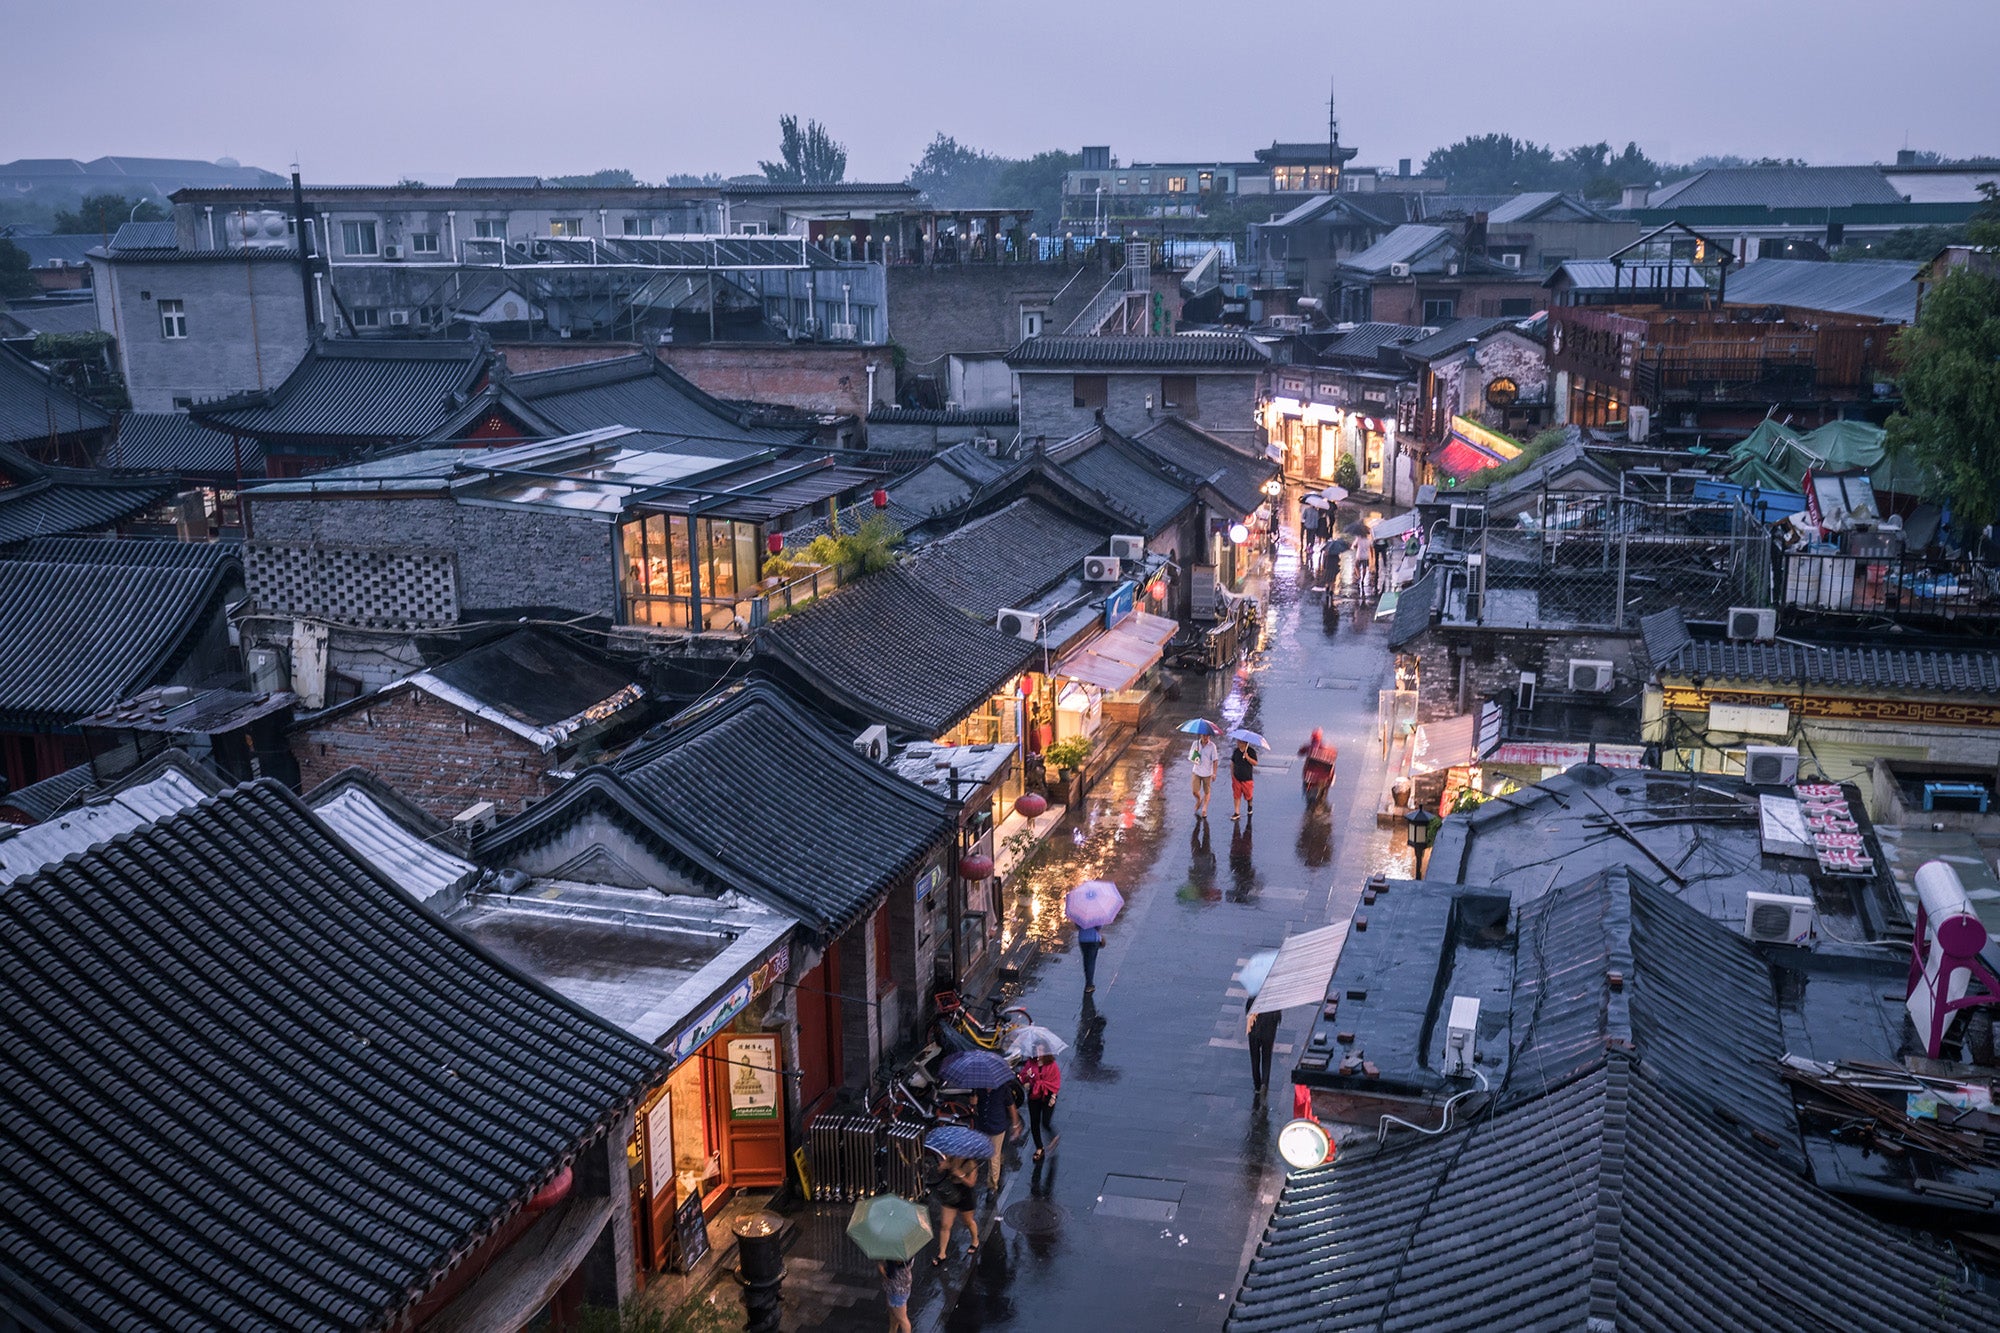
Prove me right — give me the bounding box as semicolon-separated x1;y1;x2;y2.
794;952;843;1117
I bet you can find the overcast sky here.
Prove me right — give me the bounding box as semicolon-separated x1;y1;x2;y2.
8;0;1997;184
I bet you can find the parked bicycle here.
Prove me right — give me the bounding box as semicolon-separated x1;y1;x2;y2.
931;987;1032;1055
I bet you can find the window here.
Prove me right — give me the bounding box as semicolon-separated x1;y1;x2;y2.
1078;177;1100;193
1021;309;1045;339
171;395;192;409
550;218;584;237
351;307;380;328
419;304;446;325
1161;375;1197;413
1498;251;1522;269
1422;298;1457;323
340;220;378;256
1072;374;1107;410
1198;171;1214;192
408;231;439;254
1498;298;1534;317
1273;166;1306;191
738;222;762;235
623;215;657;236
1166;176;1188;193
474;218;505;239
158;299;186;339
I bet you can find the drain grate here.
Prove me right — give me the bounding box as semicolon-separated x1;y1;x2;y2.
1002;1197;1069;1236
1315;677;1362;690
1094;1174;1186;1221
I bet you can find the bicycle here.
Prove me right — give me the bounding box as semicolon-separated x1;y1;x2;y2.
931;988;1031;1054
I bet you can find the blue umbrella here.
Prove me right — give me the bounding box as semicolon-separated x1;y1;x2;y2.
938;1049;1016;1090
924;1124;994;1159
1178;718;1221;736
1239;950;1279;998
1228;728;1269;749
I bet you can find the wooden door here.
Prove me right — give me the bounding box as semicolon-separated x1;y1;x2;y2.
793;952;843;1117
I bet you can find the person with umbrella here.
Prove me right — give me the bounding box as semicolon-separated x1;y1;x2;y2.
1229;732;1262;820
1066;880;1123;994
1179;719;1220;819
847;1195;931;1328
1019;1048;1062;1159
1239;951;1283;1102
931;1153;980;1263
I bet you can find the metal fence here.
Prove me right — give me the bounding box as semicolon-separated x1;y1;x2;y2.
1777;550;2000;625
805;1114;927;1203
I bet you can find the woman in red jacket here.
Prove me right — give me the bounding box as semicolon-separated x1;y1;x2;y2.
1020;1054;1062;1160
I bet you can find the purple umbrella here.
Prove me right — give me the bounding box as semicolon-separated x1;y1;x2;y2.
938;1049;1015;1090
924;1124;994;1159
1065;879;1125;929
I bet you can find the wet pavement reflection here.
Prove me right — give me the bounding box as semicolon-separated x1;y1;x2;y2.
931;528;1402;1331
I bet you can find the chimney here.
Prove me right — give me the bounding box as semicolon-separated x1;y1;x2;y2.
1398;158;1411;178
1620;183;1651;210
1896;148;1918;167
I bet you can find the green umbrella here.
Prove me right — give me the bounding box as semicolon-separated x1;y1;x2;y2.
847;1194;933;1261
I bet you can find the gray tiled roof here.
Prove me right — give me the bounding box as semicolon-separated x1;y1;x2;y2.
908;498;1107;617
425;627;639;731
0;444;177;546
1131;416;1278;516
866;405;1018;426
0;537;239;727
1641;608;2000;694
0;760;97;822
108;219;178;250
1647;166;1904;210
501;355;808;447
1387;569;1439;648
0;343;113;446
0;779;667;1333
759;566;1035;738
108;411;263;474
1340;224;1453;273
1005;333;1271;367
1049;434;1195;534
195;338;489;439
1396;316;1522;362
1226;1055;2000;1332
1722;258;1920;322
1305;321;1427;365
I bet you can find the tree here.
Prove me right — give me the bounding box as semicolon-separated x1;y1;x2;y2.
1883;185;2000;527
0;239;37;299
394;177;428;188
1420;134;1561;194
994;150;1081;230
760;116;846;186
908;134;1007;207
546;168;644;188
52;191;164;234
663;172;726;188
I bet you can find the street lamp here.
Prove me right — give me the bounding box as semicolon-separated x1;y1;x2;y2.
1405;804;1433;876
1277;1117;1333;1171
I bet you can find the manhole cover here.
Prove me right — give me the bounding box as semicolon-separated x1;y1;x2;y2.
1316;677;1362;690
1002;1197;1069;1236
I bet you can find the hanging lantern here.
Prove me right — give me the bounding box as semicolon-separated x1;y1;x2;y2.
959;853;995;881
526;1165;574;1211
1229;522;1251;545
767;531;784;556
1014;792;1047;819
872;487;890;510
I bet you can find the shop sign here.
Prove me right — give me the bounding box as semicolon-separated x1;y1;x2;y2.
1102;581;1136;628
915;863;942;901
646;1091;674;1196
1486;376;1519;407
727;1036;781;1120
666;945;790;1065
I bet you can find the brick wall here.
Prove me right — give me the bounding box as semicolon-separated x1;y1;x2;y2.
494;341;644;373
1406;625;1644;722
885;263;1079;380
92;254;312;412
1017;368;1261;450
247;495;616;615
657;343;880;418
293;685;554;819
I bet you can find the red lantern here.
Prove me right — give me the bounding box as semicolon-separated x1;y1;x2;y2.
959;854;995;881
767;531;784;556
1014;792;1048;819
526;1165;573;1212
872;487;890;510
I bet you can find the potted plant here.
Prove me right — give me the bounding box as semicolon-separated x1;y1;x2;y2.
1043;735;1092;788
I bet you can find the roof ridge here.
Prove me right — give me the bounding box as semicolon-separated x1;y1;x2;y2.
1588;1054;1634;1325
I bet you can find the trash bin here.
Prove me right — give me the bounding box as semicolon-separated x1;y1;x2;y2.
732;1212;786;1332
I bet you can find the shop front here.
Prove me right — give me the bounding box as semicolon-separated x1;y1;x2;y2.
631;944;792;1276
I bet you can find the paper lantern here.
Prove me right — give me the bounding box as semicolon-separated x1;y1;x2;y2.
1014;792;1048;819
959;854;995;881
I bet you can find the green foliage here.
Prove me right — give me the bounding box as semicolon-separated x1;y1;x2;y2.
393;177;428;189
768;514;902;581
1333;452;1360;491
547;168;644;188
577;1295;732;1333
761;116;847;186
663;172;727;188
909;134;1009;207
53;192;164;234
1884;263;2000;528
0;239;35;299
1044;735;1092;771
1835;224;1969;262
1421;134;1561;194
1456;426;1561;492
32;330;112;359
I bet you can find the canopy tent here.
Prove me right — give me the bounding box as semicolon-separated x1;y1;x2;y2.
1249;921;1352;1015
1724;418;1932;500
1368;510;1421;543
1054;611;1177;693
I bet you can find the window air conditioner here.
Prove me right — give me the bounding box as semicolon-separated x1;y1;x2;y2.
1389;262;1412;278
1442;996;1480;1077
996;608;1044;641
852;724;891;763
382;243;401;260
1744;744;1800;786
827;322;858;340
1083;555;1123;583
452;800;498;838
388;310;410;326
1108;534;1147;562
1568;659;1614;693
1743;890;1815;945
1726;607;1777;642
1448;503;1485;531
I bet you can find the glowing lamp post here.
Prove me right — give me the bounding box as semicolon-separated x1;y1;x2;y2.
1277;1117;1333;1171
1405;805;1433;877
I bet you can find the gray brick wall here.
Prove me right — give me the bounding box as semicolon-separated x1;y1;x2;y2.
248;496;617;615
885;264;1077;383
92;254;312;412
1406;625;1643;721
1017;367;1261;449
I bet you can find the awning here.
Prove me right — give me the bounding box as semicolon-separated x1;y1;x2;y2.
1369;510;1420;542
1410;712;1480;775
1055;611;1177;693
1250;921;1351;1014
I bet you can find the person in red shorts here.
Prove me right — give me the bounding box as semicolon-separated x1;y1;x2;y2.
1231;738;1259;819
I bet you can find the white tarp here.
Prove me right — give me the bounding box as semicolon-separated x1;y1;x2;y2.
1250;920;1352;1014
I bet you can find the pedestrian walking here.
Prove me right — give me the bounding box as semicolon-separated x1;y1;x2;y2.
931;1156;979;1264
1247;997;1281;1101
972;1083;1020;1190
1230;739;1259;819
1077;922;1103;992
878;1258;914;1332
1188;733;1219;817
1020;1053;1063;1160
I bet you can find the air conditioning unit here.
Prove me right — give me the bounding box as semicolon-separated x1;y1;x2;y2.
1448;503;1485;531
1743;890;1815;945
1388;262;1412;278
388;309;410;326
1442;995;1480;1077
852;724;891;763
996;608;1044;641
509;241;533;259
1083;555;1122;582
382;243;401;260
1266;314;1304;332
1516;670;1537;714
531;241;552;259
1568;659;1614;693
1726;607;1777;642
452;800;498;838
827;322;858;340
1627;405;1650;442
1744;744;1800;786
1499;252;1522;269
1108;534;1146;562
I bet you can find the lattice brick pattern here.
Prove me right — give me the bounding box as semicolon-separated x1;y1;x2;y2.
246;543;460;628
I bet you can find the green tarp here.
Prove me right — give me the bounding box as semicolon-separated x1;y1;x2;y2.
1723;418;1933;498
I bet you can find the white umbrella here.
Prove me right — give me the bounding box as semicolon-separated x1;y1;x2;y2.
1005;1025;1070;1059
1303;495;1330;510
1320;485;1350;504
